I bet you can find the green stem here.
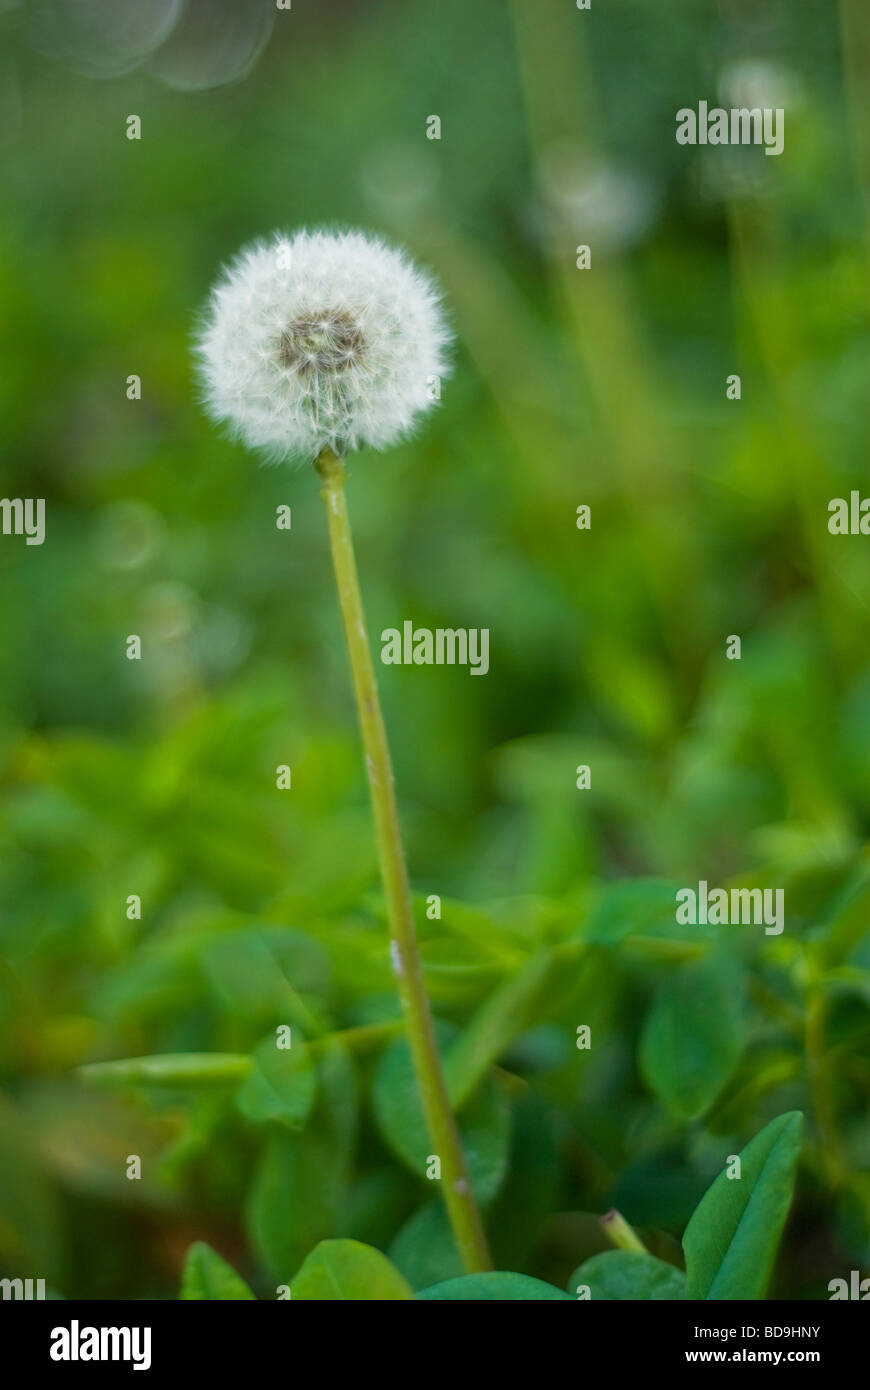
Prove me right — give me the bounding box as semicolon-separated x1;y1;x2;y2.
315;446;492;1274
76;1024;406;1090
600;1208;648;1254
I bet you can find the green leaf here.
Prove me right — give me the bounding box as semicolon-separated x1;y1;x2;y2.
236;1037;316;1130
486;1092;560;1271
344;1166;416;1249
582;879;688;947
372;1028;510;1203
683;1111;803;1300
639;955;744;1118
246;1044;358;1279
389;1200;464;1290
78;1053;251;1088
568;1251;686;1300
417;1273;571;1301
291;1240;414;1300
180;1242;255;1300
200;928;329;1036
248;1132;337;1284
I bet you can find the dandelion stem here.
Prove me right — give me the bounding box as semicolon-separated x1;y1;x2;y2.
315;445;492;1274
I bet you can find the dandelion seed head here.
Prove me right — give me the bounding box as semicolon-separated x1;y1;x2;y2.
195;228;452;462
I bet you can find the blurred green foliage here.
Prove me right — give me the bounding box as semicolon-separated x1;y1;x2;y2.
1;0;869;1299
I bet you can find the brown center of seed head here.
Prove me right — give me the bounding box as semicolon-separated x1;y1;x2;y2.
278;309;366;375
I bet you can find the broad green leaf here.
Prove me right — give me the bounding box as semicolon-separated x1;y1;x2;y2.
581;879;688;947
639;955;744;1118
248;1131;339;1283
79;1053;251;1088
180;1241;255;1300
568;1251;686;1300
291;1240;413;1300
486;1093;560;1271
372;1028;510;1203
389;1200;463;1290
246;1044;358;1279
236;1037;316;1130
200;928;329;1035
417;1273;571;1301
683;1111;803;1300
345;1167;418;1250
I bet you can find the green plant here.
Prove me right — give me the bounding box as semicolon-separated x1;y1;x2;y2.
174;228;487;1273
2;0;868;1306
170;1111;802;1299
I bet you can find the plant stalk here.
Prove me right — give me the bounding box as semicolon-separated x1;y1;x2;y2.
315;445;492;1273
601;1208;648;1254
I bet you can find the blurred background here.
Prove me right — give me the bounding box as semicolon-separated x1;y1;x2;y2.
1;0;869;1299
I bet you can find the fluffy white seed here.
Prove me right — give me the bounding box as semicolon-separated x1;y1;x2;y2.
195;227;452;462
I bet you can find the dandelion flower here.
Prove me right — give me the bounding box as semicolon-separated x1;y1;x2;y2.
195;227;452;462
194;230;488;1274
